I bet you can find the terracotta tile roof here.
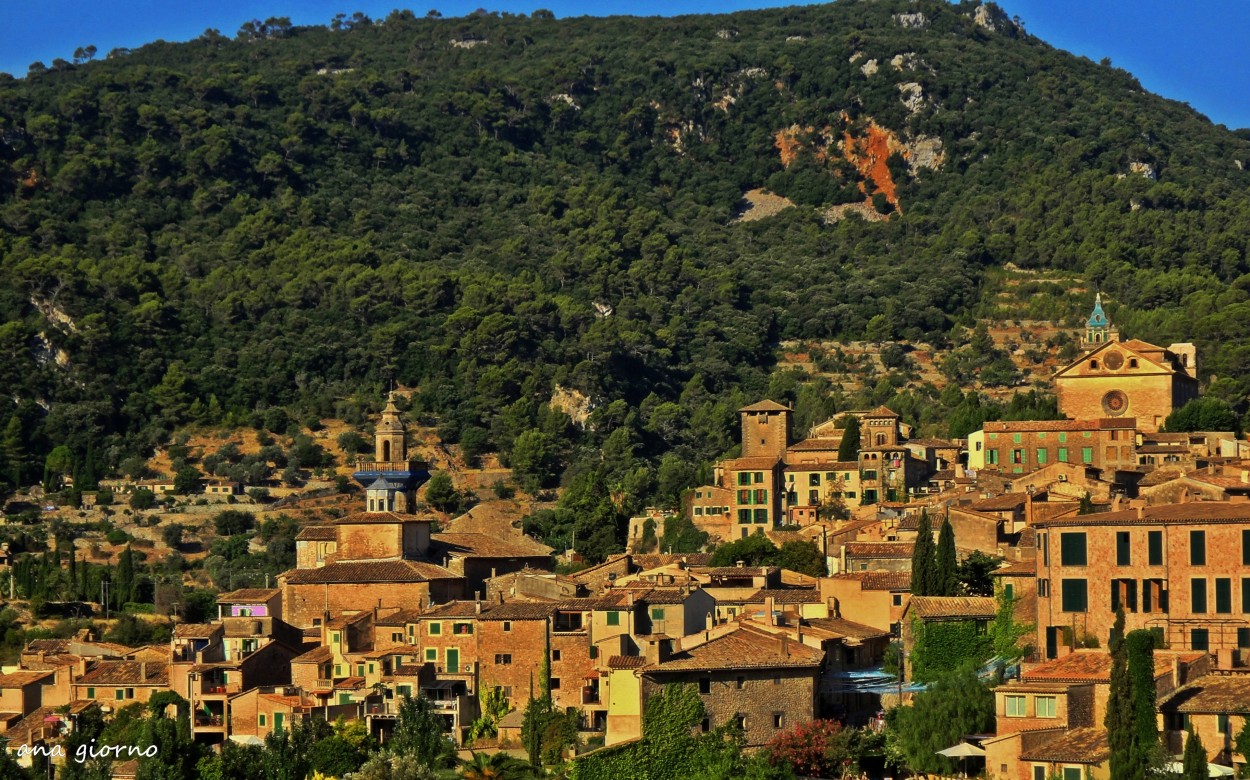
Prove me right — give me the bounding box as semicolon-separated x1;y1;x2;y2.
786;439;844;453
907;596;997;621
431;532;553;558
723;456;784;469
696;566;777;577
76;661;168;686
649;625;823;672
375;608;425;626
1022;650;1203;684
608;656;647;670
5;702;97;746
479;602;558;621
173;623;220;639
1189;475;1250;490
984;418;1136;432
784;459;860;472
258;693;317;709
296;525;337;541
284;560;459;584
861;571;912;591
970;492;1041;511
216;588;281;603
844;542;914;558
739;400;791;413
1137;468;1187;487
910;438;958;448
803;617;890;641
929;469;956;482
292;646;333;664
0;671;54;687
1034;501;1250;527
632;553;714;569
418;601;482;618
334;511;436;525
992;560;1037;577
335;676;365;689
1020;727;1110;764
750;589;822;604
865;406;900;418
1162;676;1250;714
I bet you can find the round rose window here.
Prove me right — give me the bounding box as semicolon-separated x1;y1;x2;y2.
1102;390;1128;416
1103;351;1124;370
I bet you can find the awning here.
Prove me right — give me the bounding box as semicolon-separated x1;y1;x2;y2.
938;743;987;758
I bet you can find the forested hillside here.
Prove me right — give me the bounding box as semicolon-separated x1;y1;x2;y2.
2;0;1250;559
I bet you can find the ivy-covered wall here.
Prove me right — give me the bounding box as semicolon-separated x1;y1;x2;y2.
909;618;993;681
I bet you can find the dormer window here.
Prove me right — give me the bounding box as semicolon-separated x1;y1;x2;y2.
1129;359;1138;368
1090;360;1099;370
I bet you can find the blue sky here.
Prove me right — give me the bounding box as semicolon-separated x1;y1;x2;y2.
3;1;1248;129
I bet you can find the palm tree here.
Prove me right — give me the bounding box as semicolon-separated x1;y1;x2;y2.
460;750;536;780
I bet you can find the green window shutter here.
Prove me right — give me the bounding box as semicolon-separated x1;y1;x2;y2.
1061;579;1088;612
1243;578;1250;613
650;608;664;620
1059;432;1067;443
1057;447;1068;462
1238;628;1250;648
1037;449;1047;465
1192;579;1208;613
1191;530;1206;565
1060;533;1087;566
1148;531;1163;565
259;714;266;726
1216;579;1232;614
1116;532;1131;566
606;611;620;626
87;687;94;699
1191;629;1209;651
429;622;441;635
1244;530;1250;565
1081;447;1093;463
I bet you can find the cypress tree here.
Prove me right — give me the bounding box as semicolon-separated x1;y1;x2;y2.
911;510;937;596
935;517;959;596
1106;609;1132;780
838;416;861;462
1127;629;1160;780
1182;728;1206;780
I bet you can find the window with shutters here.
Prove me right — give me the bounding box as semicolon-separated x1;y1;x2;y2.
1216;579;1232;613
1191;531;1206;565
1061;579;1088;613
1060;533;1087;566
1192;579;1208;613
1148;531;1163;565
1116;532;1131;566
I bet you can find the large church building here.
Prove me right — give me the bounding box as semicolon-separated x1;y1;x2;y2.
1053;294;1198;433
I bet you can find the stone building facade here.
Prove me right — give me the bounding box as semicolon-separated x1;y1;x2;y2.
1034;502;1250;658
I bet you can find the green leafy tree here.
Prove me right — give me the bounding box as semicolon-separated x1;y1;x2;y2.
1164;397;1240;434
130;488;156;510
467;685;512;744
424;473;461;513
887;665;994;774
957;551;1002;596
509;430;562;494
461;751;535;779
214;510;255;536
390;694;457;769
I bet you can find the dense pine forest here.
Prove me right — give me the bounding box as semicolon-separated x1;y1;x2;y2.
2;0;1250;559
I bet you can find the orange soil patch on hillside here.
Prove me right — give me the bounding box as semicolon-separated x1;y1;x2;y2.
842;121;902;212
774;125;811;168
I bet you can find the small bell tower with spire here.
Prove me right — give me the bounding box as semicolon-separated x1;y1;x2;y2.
374;392;406;465
1082;293;1119;349
353;390;430;512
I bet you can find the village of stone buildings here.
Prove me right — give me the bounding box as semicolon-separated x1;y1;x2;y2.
3;296;1250;779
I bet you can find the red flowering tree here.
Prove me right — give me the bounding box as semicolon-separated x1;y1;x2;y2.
764;718;845;777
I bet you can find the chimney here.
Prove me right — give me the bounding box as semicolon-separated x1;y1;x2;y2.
1172;655;1181;689
736;560;745;569
765;596;777;626
705;612;714;631
1111;495;1122;512
1136;505;1145;520
780;634;790;657
474;601;482;615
